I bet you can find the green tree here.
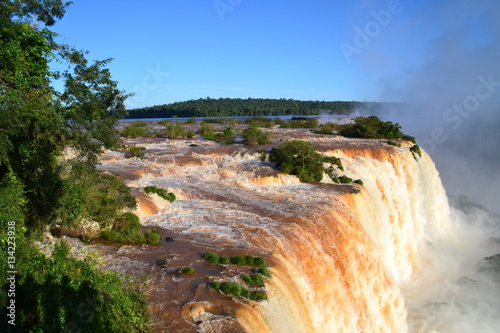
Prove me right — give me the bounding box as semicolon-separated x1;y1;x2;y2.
0;1;152;330
121;121;150;138
242;126;270;145
338;116;404;140
269;140;324;182
0;0;130;229
214;126;235;144
162;122;186;139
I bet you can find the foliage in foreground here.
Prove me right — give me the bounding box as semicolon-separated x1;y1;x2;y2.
1;0;130;230
0;1;154;331
0;240;151;332
57;162;137;228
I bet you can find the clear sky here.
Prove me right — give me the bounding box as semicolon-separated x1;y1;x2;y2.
51;0;435;108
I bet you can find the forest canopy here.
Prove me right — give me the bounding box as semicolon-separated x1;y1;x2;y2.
126;98;404;118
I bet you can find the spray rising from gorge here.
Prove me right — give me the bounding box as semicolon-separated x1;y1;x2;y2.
349;0;500;214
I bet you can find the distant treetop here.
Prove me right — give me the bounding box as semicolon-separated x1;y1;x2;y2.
126;98;403;119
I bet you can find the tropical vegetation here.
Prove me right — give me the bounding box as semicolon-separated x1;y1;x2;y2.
0;1;152;330
269;140;325;182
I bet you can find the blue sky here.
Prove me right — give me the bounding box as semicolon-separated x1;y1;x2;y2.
50;0;482;108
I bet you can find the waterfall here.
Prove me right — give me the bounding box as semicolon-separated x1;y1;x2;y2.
241;145;453;332
98;136;499;332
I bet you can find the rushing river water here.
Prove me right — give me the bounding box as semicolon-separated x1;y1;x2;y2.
61;126;500;332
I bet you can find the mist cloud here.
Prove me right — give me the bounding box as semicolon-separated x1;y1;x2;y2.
353;0;500;212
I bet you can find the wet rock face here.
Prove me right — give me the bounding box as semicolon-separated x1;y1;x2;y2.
476;254;500;286
155;258;168;268
50;220;100;241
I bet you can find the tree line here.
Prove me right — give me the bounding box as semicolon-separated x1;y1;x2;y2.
127;98;403;118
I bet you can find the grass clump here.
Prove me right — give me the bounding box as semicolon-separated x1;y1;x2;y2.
323;155;343;171
211;281;222;291
144;229;161;244
314;122;342;135
214;127;235;144
244;117;276;128
338;175;353;184
221;282;243;297
242;126;270;145
124;146;146;158
242;273;265;286
231;255;247;265
202;118;243;125
163;123;187;139
203;251;220;264
248;290;267;301
180;266;195;275
219;256;230;264
258;267;272;278
203;252;268;269
199;122;217;140
241;274;253;285
336;116;416;144
253;256;268;268
216;281;268;301
144;186;176;203
245;255;255;265
387;140;401;147
121;121;150;138
403;134;417;144
100;212;161;245
353;179;364;186
410;144;422;158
